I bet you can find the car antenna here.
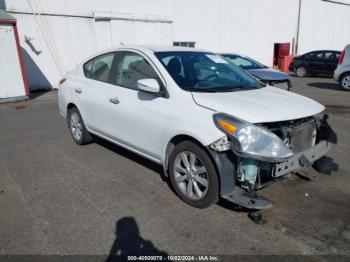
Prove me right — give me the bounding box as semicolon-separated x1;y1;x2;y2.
120;42;124;46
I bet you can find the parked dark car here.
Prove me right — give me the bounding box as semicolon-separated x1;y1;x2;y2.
289;50;341;77
221;53;292;90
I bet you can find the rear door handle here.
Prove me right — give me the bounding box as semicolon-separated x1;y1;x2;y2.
75;88;83;94
109;97;120;104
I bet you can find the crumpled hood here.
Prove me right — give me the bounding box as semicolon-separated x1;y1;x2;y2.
192;86;325;123
247;68;290;81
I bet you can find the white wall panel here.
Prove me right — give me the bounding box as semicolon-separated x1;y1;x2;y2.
14;13;60;89
169;0;299;66
3;0;349;90
0;24;26;99
298;0;350;54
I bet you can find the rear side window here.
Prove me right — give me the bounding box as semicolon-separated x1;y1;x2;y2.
83;52;115;82
114;52;160;90
305;52;323;59
324;52;340;60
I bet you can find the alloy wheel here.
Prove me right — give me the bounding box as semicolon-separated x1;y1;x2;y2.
173;151;209;200
70;112;83;141
296;66;306;77
342;76;350;90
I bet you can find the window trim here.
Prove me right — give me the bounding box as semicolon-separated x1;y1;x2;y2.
111;49;168;97
83;51;117;84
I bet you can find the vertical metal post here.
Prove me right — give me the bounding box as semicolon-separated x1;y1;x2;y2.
295;0;302;55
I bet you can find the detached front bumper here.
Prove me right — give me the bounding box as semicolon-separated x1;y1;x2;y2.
221;141;330;210
274;140;331;178
209;115;336;210
210;140;331;210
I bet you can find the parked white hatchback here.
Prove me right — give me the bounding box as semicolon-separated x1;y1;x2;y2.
59;46;335;210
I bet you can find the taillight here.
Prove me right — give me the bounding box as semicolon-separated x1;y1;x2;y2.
338;49;345;64
59;78;66;85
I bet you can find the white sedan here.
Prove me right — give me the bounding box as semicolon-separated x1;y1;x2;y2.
58;46;334;210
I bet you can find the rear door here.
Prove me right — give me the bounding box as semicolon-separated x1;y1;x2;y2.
323;51;340;75
75;52;116;134
306;51;324;73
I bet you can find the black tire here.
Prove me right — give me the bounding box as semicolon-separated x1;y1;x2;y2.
67;107;93;145
339;73;350;91
296;65;307;77
168;141;219;209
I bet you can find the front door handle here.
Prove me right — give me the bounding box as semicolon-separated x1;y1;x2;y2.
75;88;83;94
109;97;120;104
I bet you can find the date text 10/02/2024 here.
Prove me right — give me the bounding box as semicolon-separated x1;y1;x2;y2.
127;255;220;261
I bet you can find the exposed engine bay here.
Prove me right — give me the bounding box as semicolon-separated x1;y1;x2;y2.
209;113;336;210
236;115;335;192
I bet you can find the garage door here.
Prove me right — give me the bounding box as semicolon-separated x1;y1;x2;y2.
0;24;26;99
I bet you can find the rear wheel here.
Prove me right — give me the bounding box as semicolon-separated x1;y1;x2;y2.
168;141;219;208
339;73;350;91
296;66;307;77
68;107;93;145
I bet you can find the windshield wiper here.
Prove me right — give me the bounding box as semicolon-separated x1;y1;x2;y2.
217;85;258;92
190;88;217;93
187;85;258;93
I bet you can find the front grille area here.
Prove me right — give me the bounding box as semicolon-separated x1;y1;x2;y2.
261;117;317;153
261;79;292;89
290;120;317;153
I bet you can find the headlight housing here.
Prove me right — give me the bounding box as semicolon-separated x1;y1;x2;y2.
213;113;293;162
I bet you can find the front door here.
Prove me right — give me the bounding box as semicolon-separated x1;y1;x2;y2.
105;50;168;161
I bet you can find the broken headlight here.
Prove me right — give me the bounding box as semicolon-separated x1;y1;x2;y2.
213;113;293;162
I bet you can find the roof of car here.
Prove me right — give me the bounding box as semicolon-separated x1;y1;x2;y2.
219;53;241;56
118;45;208;52
304;50;341;54
80;45;211;67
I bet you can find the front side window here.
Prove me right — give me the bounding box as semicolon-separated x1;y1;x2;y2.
83;53;115;82
155;51;259;92
222;54;267;70
114;52;160;89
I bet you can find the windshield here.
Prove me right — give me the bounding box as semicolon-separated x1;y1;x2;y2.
221;54;267;70
155;51;260;92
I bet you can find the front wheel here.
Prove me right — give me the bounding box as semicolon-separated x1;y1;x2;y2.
296;66;307;77
339;73;350;91
168;141;219;208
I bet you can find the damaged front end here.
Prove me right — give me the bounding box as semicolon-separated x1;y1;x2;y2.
209;113;336;210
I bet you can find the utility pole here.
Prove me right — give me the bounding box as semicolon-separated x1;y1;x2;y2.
295;0;302;55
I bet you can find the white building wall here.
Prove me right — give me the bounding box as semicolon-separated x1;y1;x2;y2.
0;23;27;100
2;0;349;90
297;0;350;54
169;0;299;65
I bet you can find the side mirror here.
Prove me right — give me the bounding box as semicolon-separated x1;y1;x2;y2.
137;79;160;94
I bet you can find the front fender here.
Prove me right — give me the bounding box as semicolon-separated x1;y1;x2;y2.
207;149;237;196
